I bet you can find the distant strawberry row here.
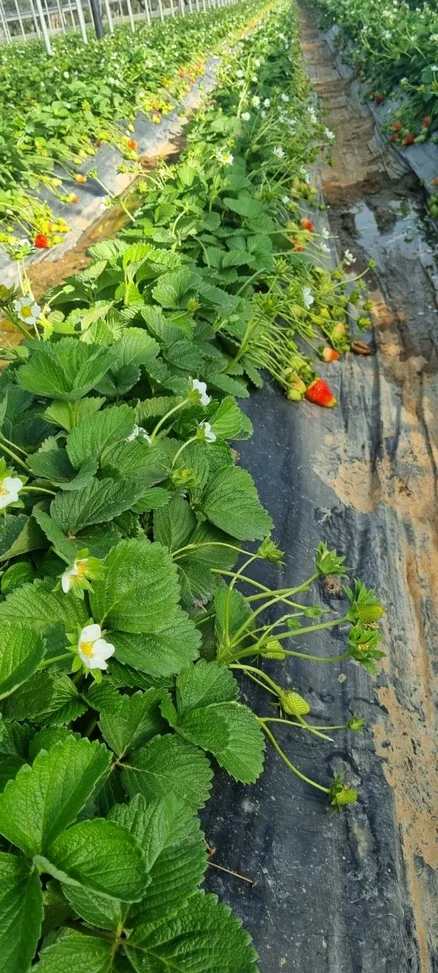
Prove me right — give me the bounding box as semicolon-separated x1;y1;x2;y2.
310;0;438;146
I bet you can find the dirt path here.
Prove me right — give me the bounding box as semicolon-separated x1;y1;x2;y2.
204;10;438;973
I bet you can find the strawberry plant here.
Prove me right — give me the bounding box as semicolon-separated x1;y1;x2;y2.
0;0;267;251
0;2;384;968
309;0;438;143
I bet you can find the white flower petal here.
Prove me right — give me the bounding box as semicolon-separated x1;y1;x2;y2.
61;569;75;593
79;623;102;644
93;638;116;661
303;287;315;309
199;421;216;443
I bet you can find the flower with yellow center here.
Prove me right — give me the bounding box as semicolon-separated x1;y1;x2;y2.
13;296;41;326
61;558;89;593
77;623;115;671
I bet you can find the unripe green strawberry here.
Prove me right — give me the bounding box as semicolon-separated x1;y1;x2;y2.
333;786;358;806
280;690;310;716
356;603;383;623
263;639;286;660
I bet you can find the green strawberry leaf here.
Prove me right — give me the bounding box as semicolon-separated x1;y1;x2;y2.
201;465;273;540
90;538;180;634
33;930;116;972
121;734;212;810
0;853;43;973
40;818;147;901
66;404;135;470
0;621;46;700
126;891;259;972
17;339;116;401
111;606;200;676
111;793;207;923
99;689;166;757
0;735;111;856
153;496;196;552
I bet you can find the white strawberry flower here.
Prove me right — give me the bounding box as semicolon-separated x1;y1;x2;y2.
273;146;285;159
0;476;23;510
324;127;336;141
127;424;152;443
14;296;41;326
190;377;210;406
77;623;115;670
251;95;260;107
282;195;290;204
198;421;216;443
251;75;258;83
241;111;251;121
217;149;234;165
281;93;290;102
321;227;330;239
61;558;89;593
320;242;331;255
263;97;270;107
236;69;244;78
344;249;355;265
303;287;315;310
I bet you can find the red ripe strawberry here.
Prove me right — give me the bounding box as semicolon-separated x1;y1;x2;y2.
375;93;384;105
321;347;340;362
389;133;399;142
305;378;337;407
290;238;304;252
422;116;432;128
300;217;315;232
403;133;415;146
34;233;49;248
392;120;402;131
127;138;138;149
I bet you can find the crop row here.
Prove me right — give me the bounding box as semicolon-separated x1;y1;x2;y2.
309;0;438;150
0;0;265;251
0;1;384;969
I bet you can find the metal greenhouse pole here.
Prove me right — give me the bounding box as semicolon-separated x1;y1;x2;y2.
76;0;88;41
89;0;104;37
34;0;53;53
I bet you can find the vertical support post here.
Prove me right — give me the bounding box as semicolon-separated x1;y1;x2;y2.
103;0;114;32
34;0;53;53
143;0;151;23
126;0;135;30
76;0;88;40
89;0;104;36
29;0;41;36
